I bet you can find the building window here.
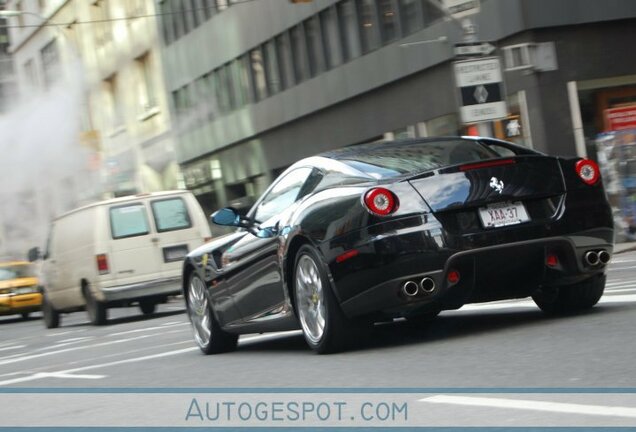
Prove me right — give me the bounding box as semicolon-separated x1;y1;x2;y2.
320;6;343;69
40;39;59;89
193;0;208;23
262;40;281;95
250;48;268;101
16;1;24;28
337;0;361;61
304;16;325;77
203;72;217;118
290;25;308;84
172;0;185;39
92;0;113;48
358;0;381;54
422;0;445;26
136;53;156;114
159;0;175;44
275;32;295;90
378;0;399;43
398;0;423;35
126;0;146;19
104;74;123;129
233;57;251;108
23;59;38;89
180;0;194;33
216;0;228;12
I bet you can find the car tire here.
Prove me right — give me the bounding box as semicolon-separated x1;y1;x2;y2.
532;273;606;315
187;273;238;354
293;245;365;354
139;300;156;315
84;286;108;325
42;293;60;329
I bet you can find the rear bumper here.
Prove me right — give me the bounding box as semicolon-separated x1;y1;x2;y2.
0;293;42;315
339;234;613;318
98;277;182;302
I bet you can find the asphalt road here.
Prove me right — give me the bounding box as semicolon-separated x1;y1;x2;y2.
1;251;636;426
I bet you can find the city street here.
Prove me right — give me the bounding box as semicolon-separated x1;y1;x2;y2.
0;250;635;427
1;250;635;390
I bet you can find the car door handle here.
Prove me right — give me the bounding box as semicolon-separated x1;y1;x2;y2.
151;238;160;244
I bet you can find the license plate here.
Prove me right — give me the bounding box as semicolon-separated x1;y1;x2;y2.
478;201;530;228
163;245;189;262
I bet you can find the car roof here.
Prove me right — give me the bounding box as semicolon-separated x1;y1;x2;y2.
319;136;478;160
53;190;192;222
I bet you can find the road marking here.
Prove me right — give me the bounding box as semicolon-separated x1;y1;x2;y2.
608;265;636;271
0;372;106;386
240;330;303;344
107;322;189;337
45;330;85;337
0;345;25;352
0;334;161;367
420;395;636;418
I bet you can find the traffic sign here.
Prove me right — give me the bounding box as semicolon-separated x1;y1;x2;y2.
442;0;480;19
454;57;507;124
454;41;496;57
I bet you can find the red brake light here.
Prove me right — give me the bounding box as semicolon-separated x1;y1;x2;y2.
96;254;109;275
575;159;600;185
459;158;516;172
363;188;398;216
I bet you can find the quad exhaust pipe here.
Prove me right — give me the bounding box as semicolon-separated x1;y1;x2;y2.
584;249;611;267
402;281;419;297
401;277;436;297
420;277;436;293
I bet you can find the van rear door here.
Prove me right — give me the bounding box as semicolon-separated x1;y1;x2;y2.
107;202;161;284
149;195;206;278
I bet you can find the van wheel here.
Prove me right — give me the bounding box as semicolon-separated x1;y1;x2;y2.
42;293;60;329
139;300;156;315
84;286;107;325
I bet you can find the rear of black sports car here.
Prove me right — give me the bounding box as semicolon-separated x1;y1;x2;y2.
319;138;613;320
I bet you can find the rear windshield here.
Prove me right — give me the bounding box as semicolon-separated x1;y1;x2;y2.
340;140;499;179
0;264;34;280
151;198;192;232
110;204;150;239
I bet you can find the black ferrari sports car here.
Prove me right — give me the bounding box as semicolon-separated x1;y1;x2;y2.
182;137;613;354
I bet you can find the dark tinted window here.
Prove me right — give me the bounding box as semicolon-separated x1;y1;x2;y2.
338;140;500;178
0;264;34;280
253;167;313;222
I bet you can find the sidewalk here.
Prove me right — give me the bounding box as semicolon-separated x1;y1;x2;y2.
614;242;636;254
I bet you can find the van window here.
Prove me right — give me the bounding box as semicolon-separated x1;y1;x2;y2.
110;204;150;239
151;198;192;232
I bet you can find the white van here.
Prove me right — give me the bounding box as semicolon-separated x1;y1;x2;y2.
37;191;211;328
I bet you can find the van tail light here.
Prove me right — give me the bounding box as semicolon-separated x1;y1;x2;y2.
363;188;398;216
575;159;600;185
96;254;109;275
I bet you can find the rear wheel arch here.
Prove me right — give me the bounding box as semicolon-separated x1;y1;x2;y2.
284;235;313;309
182;263;196;307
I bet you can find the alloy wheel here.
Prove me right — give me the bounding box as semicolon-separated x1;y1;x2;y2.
295;254;327;344
188;275;212;348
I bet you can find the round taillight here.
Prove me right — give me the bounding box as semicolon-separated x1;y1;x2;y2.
575;159;600;185
363;188;398;216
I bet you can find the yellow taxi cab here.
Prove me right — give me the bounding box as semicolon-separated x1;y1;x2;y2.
0;261;42;319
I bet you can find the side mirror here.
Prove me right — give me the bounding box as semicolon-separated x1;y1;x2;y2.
27;247;40;262
211;207;241;226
